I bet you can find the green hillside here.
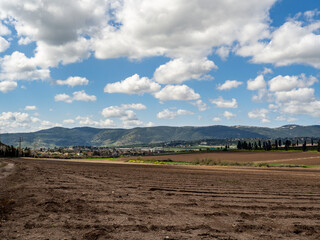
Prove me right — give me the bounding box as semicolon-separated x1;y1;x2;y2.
1;125;320;148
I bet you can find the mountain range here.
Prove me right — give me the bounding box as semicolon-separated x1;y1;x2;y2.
1;125;320;148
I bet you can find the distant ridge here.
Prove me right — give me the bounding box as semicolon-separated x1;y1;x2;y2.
1;125;320;148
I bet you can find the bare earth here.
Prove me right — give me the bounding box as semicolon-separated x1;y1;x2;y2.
123;151;320;165
1;154;320;239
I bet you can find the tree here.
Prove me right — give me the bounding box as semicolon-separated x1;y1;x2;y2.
285;140;291;151
237;141;242;150
302;141;307;152
275;140;278;150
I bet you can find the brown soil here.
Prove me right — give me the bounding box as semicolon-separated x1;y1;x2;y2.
1;157;320;239
123;151;320;165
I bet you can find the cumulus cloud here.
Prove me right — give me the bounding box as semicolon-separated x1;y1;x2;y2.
121;103;147;110
101;103;150;128
101;103;146;120
238;14;320;68
56;76;89;87
212;117;222;122
217;80;243;90
191;99;207;111
268;74;318;92
154;85;200;101
93;0;276;60
0;0;106;67
33;39;91;68
0;36;9;52
24;105;37;111
222;111;236;120
0;22;11;36
76;116;115;128
0;51;50;82
153;58;216;84
54;93;73;103
210;97;238;108
157;109;194;119
73;90;96;102
0;81;17;93
54;90;96;103
248;109;270;123
104;74;160;95
0;111;58;132
247;74;266;90
63;119;75;124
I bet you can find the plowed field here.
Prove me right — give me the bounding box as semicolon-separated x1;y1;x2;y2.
1;157;320;239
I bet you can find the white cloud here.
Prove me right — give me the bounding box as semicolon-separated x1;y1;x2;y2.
93;0;276;60
121;103;147;110
217;80;243;90
63;119;75;124
0;81;17;93
56;76;89;87
222;111;236;120
153;58;216;84
76;116;115;128
0;22;10;36
0;51;50;82
0;36;9;52
212;117;221;122
154;85;200;101
157;109;194;119
122;119;144;128
104;74;161;95
101;103;146;121
102;107;135;119
216;46;230;60
268;74;318;92
73;90;96;102
54;93;73;103
18;37;32;45
33;38;91;68
261;67;273;75
274;88;315;103
0;0;106;68
238;16;320;68
280;100;320;117
0;111;59;132
248;108;269;123
275;116;298;122
210;97;238;108
247;74;266;90
191;99;207;111
54;90;96;103
146;122;154;127
24;105;37;111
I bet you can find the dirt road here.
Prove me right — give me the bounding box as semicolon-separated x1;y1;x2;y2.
1;158;320;239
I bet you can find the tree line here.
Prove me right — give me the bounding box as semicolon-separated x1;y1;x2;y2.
237;139;320;152
0;142;31;157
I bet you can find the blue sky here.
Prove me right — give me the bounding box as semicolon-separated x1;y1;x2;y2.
0;0;320;133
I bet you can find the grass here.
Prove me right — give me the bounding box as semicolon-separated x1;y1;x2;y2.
128;159;192;165
86;158;117;161
127;158;320;168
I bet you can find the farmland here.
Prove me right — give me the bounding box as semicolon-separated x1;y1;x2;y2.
1;152;320;239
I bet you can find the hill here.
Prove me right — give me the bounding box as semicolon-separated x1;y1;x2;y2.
1;125;320;148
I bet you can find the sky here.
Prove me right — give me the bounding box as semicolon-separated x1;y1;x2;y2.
0;0;320;133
